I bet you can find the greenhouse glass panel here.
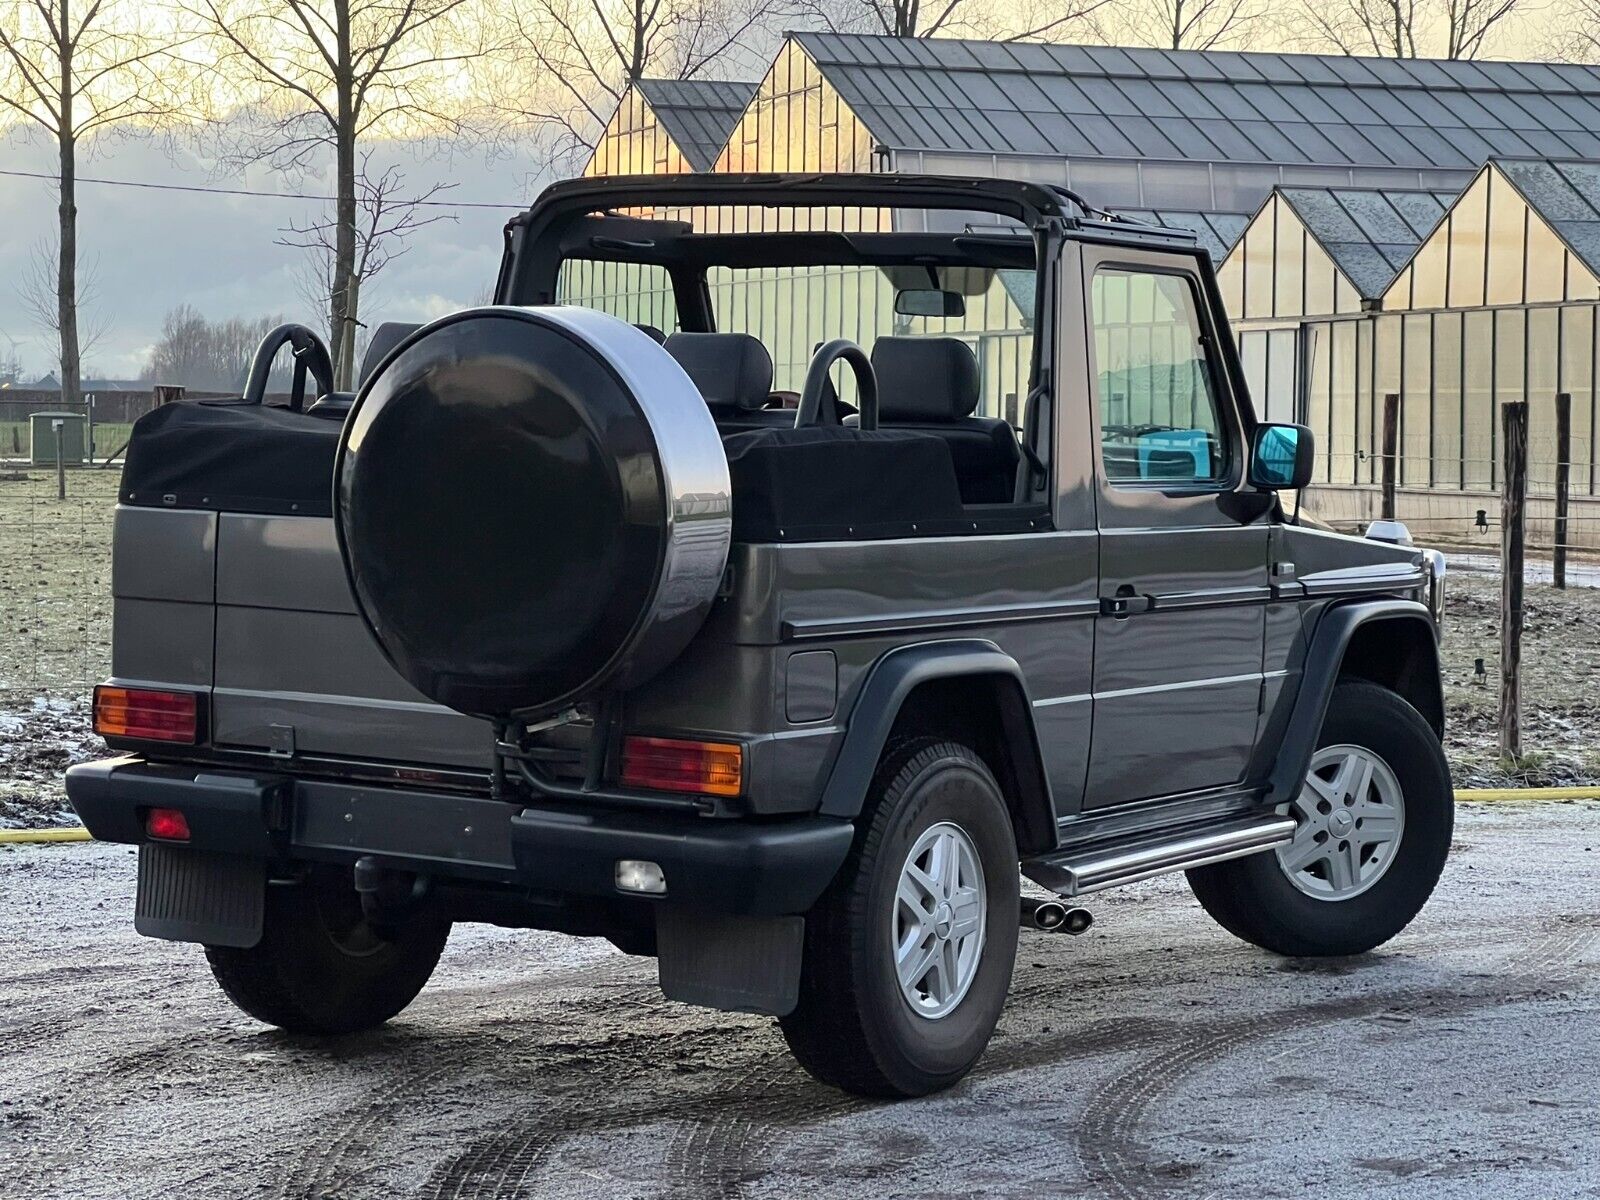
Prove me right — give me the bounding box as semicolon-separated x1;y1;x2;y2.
1402;313;1432;485
1464;310;1496;489
1447;174;1489;309
1409;231;1448;311
1485;172;1528;306
1304;237;1336;317
1330;320;1358;485
1525;218;1568;305
1242;203;1275;319
1561;305;1596;493
1306;322;1332;482
1528;306;1560;490
1266;327;1299;423
1273;218;1305;318
1432;312;1463;487
1357;319;1374;484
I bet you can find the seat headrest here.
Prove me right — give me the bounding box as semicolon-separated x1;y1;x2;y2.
871;337;981;422
664;333;773;412
634;323;667;344
359;322;421;386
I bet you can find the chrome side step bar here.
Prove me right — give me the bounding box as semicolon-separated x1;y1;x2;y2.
1022;815;1296;898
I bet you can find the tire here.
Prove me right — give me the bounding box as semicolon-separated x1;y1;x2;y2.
1188;680;1452;957
780;739;1020;1097
205;866;451;1035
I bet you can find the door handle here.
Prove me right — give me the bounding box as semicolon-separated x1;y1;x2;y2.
1100;587;1155;617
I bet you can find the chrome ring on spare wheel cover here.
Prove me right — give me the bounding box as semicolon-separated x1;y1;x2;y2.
893;821;987;1019
1277;744;1406;901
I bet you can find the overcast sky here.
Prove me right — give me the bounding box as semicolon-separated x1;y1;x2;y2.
0;132;550;383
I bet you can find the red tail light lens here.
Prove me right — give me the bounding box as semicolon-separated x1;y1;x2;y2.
144;808;191;842
620;736;743;797
94;686;198;744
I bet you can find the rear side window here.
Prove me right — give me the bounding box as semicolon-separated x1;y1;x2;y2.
1090;268;1228;486
557;261;678;338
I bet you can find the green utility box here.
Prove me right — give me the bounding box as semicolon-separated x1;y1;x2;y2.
30;411;87;466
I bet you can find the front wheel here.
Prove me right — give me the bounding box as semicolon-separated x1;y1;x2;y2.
205;866;451;1035
1188;680;1453;956
780;740;1020;1098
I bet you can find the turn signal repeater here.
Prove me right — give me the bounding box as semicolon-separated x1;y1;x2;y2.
93;686;198;744
619;736;743;797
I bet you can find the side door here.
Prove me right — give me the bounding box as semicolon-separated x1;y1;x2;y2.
1082;248;1271;809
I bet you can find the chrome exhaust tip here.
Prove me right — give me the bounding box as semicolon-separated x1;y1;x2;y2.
1020;896;1068;930
1062;906;1093;936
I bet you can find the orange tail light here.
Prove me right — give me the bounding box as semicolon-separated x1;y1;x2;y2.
94;686;199;744
620;736;743;797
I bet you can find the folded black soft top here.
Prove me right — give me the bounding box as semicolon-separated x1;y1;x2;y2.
120;400;342;517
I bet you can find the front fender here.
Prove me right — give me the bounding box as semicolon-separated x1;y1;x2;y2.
1266;599;1440;806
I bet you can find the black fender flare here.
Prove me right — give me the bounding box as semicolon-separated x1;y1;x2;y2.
816;640;1056;845
1266;598;1441;806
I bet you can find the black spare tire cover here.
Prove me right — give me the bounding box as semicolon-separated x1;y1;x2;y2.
335;306;731;720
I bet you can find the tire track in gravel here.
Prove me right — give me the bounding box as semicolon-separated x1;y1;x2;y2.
1073;915;1600;1200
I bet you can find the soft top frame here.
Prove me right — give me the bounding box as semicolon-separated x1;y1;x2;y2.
498;172;1195;305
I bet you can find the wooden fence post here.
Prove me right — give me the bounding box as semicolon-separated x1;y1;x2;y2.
1554;391;1572;590
1381;392;1400;521
1501;400;1529;761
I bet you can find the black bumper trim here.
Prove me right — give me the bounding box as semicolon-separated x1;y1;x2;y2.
65;757;853;917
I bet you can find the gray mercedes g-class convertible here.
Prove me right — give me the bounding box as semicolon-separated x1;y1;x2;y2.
67;173;1451;1098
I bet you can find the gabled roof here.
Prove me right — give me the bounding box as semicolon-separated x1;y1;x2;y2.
635;78;759;171
1116;209;1250;261
1493;158;1600;277
1276;186;1455;297
793;31;1600;168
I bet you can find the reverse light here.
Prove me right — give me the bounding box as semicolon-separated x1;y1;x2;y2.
94;686;199;744
615;859;667;895
619;736;743;797
145;808;191;842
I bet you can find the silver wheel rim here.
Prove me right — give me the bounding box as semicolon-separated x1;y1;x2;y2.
893;821;986;1020
1277;743;1406;901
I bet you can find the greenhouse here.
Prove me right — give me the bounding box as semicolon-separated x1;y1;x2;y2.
565;32;1600;538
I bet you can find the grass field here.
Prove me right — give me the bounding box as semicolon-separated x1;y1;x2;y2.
0;421;139;465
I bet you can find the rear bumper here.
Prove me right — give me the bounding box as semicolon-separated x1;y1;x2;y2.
65;756;854;917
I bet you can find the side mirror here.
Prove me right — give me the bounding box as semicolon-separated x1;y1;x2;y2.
1248;422;1314;490
895;289;965;318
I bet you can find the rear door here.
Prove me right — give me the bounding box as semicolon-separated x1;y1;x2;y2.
1081;248;1270;809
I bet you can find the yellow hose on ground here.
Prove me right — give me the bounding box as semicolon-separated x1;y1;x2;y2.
1;785;1596;847
0;827;93;844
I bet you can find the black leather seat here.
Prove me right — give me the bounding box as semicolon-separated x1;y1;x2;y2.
862;337;1021;504
359;323;421;385
664;332;793;432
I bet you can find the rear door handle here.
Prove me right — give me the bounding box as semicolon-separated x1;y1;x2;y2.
1100;588;1155;617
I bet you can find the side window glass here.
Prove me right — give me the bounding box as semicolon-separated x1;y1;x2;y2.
556;260;678;337
1091;269;1229;486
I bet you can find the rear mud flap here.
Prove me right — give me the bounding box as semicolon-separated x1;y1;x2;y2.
656;908;804;1017
135;845;266;948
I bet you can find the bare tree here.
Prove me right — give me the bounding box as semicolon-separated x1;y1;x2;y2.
1299;0;1522;57
506;0;785;163
796;0;1109;43
18;238;111;368
187;0;492;388
278;157;456;383
1553;0;1600;60
0;0;192;405
1120;0;1262;49
145;305;294;392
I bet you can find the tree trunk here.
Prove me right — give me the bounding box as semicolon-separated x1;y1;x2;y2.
330;0;358;390
57;0;82;408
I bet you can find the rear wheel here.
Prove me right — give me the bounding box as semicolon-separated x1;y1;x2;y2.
780;740;1020;1097
205;866;450;1035
1188;681;1452;957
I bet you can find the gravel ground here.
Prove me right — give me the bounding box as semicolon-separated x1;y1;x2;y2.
0;802;1596;1199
